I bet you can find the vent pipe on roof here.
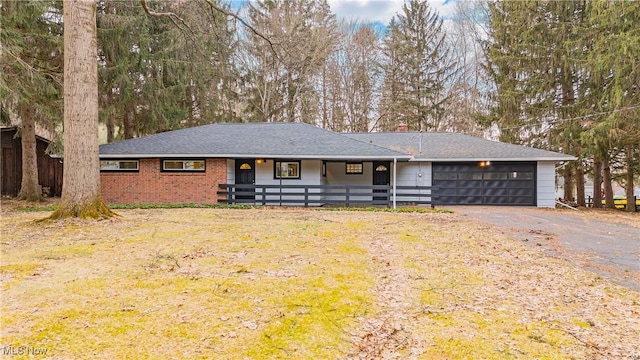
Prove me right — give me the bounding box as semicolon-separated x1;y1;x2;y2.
419;130;423;154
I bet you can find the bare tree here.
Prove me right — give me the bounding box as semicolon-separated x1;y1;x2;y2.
438;0;489;136
243;0;338;124
323;22;381;132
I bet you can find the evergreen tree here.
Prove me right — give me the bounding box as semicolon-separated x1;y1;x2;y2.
582;0;640;210
50;0;114;219
44;0;259;219
97;0;239;141
378;0;454;131
0;0;63;201
485;0;589;202
485;0;639;209
97;0;149;140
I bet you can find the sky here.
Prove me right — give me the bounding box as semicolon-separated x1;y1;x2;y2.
327;0;458;25
230;1;459;28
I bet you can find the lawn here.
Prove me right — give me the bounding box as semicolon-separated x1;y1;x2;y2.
1;207;638;359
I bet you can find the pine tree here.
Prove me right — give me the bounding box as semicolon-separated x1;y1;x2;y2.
97;0;239;141
582;0;640;210
49;0;114;219
378;0;454;131
485;0;639;209
44;0;259;219
485;0;590;203
0;0;63;201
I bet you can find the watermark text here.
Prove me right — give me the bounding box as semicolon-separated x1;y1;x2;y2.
2;345;48;356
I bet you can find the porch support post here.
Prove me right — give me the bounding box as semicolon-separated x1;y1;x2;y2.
393;157;397;210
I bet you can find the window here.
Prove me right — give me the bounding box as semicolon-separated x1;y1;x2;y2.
509;171;534;180
346;162;363;174
275;161;300;179
483;172;508;180
100;160;139;171
433;173;456;181
162;159;205;172
458;172;483;180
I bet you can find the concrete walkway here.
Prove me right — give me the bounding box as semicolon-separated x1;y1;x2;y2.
446;206;640;292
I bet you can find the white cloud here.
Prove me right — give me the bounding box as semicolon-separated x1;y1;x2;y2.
328;0;402;24
329;0;458;25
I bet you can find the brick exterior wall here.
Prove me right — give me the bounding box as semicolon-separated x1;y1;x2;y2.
100;158;227;204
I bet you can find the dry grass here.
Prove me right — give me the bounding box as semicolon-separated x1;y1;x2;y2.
574;207;640;228
1;207;638;359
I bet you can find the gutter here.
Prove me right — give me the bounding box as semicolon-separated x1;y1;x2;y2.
99;154;413;161
409;157;577;162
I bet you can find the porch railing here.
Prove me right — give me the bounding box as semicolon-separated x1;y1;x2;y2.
217;184;438;208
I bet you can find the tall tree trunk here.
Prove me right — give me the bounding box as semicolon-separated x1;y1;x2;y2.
592;157;602;208
625;145;636;212
186;86;195;127
123;106;134;139
49;0;113;219
575;158;585;206
16;104;42;201
602;155;614;209
287;73;295;123
563;164;574;201
106;115;115;143
321;65;327;129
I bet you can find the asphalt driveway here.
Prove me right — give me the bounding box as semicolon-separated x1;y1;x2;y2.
446;206;640;292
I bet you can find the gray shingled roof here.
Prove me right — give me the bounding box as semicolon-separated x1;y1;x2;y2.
343;132;575;161
99;122;409;160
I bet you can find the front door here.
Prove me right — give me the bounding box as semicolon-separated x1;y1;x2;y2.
373;161;391;204
235;159;255;202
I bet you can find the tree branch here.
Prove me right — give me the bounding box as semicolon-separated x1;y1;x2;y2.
140;0;195;39
201;0;280;59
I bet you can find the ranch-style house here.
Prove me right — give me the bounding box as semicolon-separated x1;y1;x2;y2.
98;122;575;208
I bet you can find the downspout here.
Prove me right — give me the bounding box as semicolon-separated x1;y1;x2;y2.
393;157;397;210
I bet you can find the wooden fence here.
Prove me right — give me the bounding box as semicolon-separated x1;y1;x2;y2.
585;196;640;210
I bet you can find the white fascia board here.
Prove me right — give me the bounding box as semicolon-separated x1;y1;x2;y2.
99;154;412;161
410;156;576;162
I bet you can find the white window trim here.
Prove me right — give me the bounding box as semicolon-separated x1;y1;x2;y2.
100;160;139;171
275;161;301;179
162;159;206;172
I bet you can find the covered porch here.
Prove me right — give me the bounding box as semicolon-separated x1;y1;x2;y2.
219;158;437;208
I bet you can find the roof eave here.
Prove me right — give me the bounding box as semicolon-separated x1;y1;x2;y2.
410;156;577;162
99;153;411;161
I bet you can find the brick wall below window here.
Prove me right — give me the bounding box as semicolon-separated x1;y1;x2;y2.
101;158;227;204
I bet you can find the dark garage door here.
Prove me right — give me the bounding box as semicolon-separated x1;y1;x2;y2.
433;162;536;206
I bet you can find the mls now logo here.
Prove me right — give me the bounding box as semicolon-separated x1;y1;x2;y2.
2;345;48;356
